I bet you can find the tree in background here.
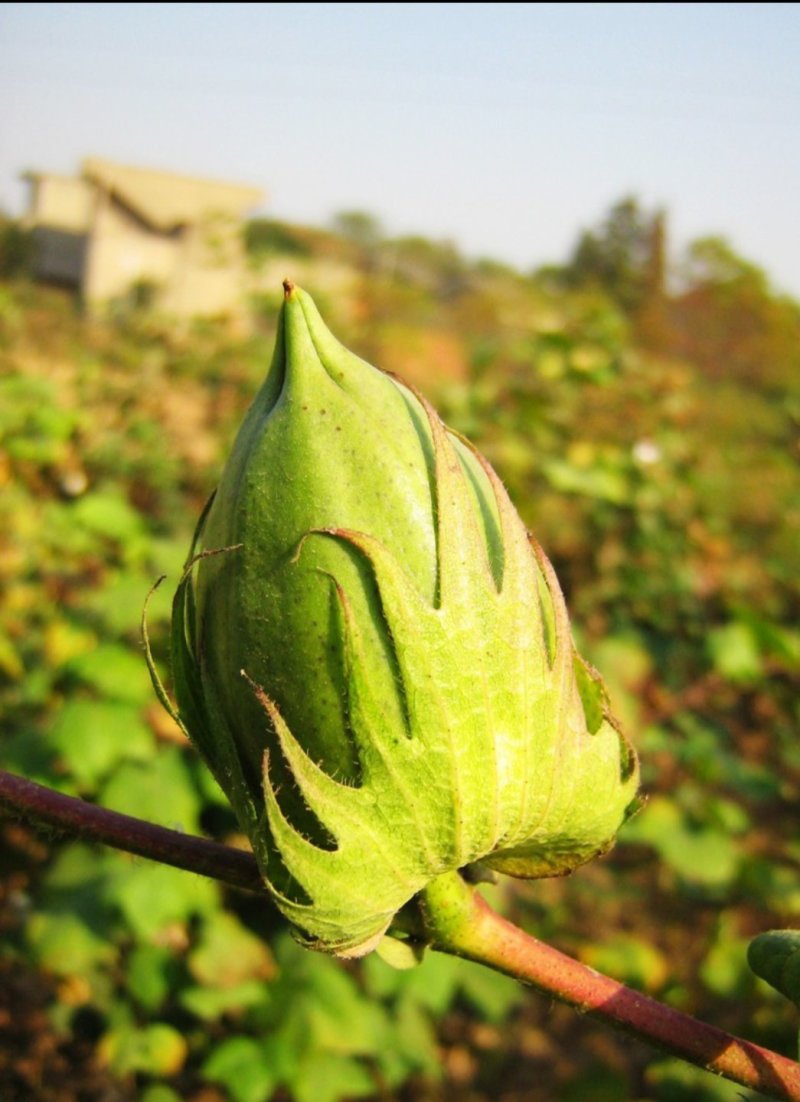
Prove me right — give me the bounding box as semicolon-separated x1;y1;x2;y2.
669;236;800;389
330;209;384;262
384;235;470;300
0;215;34;279
559;198;800;388
636;207;669;349
561;196;666;329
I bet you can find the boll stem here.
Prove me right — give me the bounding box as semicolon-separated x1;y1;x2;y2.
0;769;264;892
419;870;800;1102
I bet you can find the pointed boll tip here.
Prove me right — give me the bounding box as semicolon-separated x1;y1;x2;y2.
282;278;296;299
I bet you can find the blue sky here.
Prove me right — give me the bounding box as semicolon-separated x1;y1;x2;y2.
2;3;799;293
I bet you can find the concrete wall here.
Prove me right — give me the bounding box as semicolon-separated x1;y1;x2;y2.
83;188;181;307
26;176;94;234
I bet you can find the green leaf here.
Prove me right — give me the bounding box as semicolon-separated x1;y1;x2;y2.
43;618;98;669
188;911;275;989
140;1088;183;1102
581;935;668;993
700;925;754;999
190;754;233;807
300;960;388;1056
71;490;146;544
203;1037;279;1102
258;934;393;1066
380;995;441;1081
707;622;762;683
0;376;78;461
621;796;741;890
543;455;631;504
374;934;426;970
361;950;407;999
38;843;119;930
84;570;166;636
458;957;525;1022
363;943;462;1015
49;698;155;788
180;980;268;1022
291;1052;375;1102
100;1021;187;1077
0;729;60;787
66;643;153;705
27;911;117;976
106;858;218;939
742;859;800;918
703;795;750;834
99;745;202;832
127;944;180;1012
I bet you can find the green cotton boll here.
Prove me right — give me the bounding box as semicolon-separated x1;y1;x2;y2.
159;282;639;957
748;930;800;1006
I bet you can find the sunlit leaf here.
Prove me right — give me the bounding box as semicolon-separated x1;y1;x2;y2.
621;796;741;890
707;622;762;683
127;944;180;1012
291;1052;375;1102
66;643;152;705
70;490;146;545
188;911;275;989
99;744;202;832
140;1087;183;1102
180;980;268;1022
581;935;669;993
27;911;117;976
49;698;154;788
106;859;218;939
203;1037;279;1102
99;1021;187;1077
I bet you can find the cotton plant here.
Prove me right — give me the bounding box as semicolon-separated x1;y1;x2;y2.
2;283;798;1100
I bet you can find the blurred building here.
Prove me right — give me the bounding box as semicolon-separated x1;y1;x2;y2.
22;158;264;318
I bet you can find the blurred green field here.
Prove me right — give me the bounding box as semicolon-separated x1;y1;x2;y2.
1;204;799;1101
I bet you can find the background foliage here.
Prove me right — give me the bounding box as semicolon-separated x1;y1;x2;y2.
1;199;799;1100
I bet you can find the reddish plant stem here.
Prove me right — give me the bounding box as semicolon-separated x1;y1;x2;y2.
420;871;800;1102
0;769;264;893
3;769;799;1099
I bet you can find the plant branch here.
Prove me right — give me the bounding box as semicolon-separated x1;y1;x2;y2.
420;871;800;1102
0;769;264;893
3;770;799;1099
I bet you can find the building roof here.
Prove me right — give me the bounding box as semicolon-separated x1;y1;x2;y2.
81;157;264;230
